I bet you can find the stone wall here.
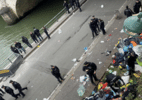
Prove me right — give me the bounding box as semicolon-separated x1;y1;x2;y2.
0;0;44;25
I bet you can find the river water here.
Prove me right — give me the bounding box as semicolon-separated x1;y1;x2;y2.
0;0;64;67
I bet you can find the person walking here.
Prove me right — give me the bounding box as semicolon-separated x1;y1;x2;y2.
63;0;70;14
133;0;141;14
33;27;43;41
10;80;28;98
22;36;33;48
51;65;64;83
15;42;26;54
99;19;106;35
10;45;20;55
89;20;98;39
30;32;39;44
42;27;50;39
83;61;99;86
91;16;100;32
2;85;19;99
127;52;138;77
124;6;133;17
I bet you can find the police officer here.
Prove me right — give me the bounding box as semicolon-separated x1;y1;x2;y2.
99;19;106;35
83;61;99;86
63;0;70;14
2;85;19;99
10;80;28;98
89;20;98;39
106;73;125;92
30;32;39;44
42;27;50;39
22;36;33;48
91;16;100;32
76;0;82;12
0;95;5;100
124;6;133;17
133;0;141;14
33;27;43;41
51;65;64;83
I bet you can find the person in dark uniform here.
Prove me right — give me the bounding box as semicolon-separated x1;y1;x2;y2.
2;85;19;99
51;65;64;83
89;20;98;39
91;16;100;32
63;0;70;14
0;95;5;100
124;6;133;17
33;27;43;41
133;0;141;14
127;52;138;77
42;27;50;39
76;0;82;12
15;42;26;54
83;61;99;86
106;73;125;92
10;80;28;98
30;32;39;44
0;89;5;96
22;36;33;48
70;0;75;10
10;45;20;54
99;19;106;35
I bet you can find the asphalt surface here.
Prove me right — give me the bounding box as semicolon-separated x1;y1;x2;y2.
0;0;136;100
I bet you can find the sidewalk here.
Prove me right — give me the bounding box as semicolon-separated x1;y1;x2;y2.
50;1;136;100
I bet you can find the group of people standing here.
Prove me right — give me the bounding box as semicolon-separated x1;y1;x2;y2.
124;0;141;17
0;80;28;100
89;16;106;39
10;27;50;55
63;0;82;13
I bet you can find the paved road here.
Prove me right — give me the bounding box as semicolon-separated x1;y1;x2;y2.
0;0;129;100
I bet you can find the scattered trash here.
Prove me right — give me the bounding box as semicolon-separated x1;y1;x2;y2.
120;29;124;33
58;28;62;34
124;71;129;76
112;71;117;75
83;81;86;85
110;65;114;68
74;63;78;66
114;28;117;30
100;41;104;43
43;98;49;100
87;52;92;56
99;61;102;64
84;47;88;52
101;5;104;8
80;76;85;82
107;39;110;41
72;58;77;62
121;76;130;84
109;34;112;36
71;76;75;80
37;45;40;48
77;85;85;96
80;57;83;60
76;79;79;82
